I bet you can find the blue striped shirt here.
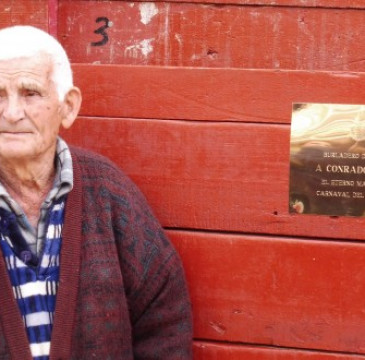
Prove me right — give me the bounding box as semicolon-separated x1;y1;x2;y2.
0;198;65;360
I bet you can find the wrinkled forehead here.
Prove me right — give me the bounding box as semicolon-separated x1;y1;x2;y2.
0;54;54;84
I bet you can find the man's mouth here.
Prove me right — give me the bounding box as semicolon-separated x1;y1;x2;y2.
0;131;32;136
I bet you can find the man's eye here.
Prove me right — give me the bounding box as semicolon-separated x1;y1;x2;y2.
24;90;40;97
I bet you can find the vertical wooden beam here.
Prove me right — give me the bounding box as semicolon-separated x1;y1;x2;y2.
48;0;58;36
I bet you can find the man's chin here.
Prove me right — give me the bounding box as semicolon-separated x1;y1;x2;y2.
0;146;35;161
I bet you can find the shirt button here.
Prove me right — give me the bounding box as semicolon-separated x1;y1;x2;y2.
20;250;32;264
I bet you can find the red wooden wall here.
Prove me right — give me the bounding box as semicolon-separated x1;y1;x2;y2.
5;0;365;358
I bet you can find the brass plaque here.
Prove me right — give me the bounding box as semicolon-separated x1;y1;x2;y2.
289;103;365;216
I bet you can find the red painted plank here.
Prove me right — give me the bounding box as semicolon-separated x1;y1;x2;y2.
62;117;365;241
193;341;365;359
59;2;365;71
0;0;48;30
48;0;58;37
169;230;365;353
170;0;365;7
72;65;365;123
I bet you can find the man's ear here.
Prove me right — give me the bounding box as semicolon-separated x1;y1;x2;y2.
60;86;82;129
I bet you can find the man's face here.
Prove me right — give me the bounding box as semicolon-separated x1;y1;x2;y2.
0;54;64;163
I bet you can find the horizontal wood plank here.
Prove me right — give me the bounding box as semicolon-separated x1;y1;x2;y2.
169;230;365;353
193;341;365;359
57;0;365;9
170;1;365;7
143;1;365;9
62;117;365;240
72;65;365;123
60;2;365;71
0;0;48;30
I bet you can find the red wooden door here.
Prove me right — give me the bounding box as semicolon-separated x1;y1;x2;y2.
4;0;365;358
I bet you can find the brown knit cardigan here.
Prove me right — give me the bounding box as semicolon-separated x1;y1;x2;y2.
0;146;193;359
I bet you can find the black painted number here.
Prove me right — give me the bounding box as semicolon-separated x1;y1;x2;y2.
91;17;110;46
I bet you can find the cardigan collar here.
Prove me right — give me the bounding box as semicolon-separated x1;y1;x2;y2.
0;147;83;360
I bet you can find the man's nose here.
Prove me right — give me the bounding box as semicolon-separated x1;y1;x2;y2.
2;95;25;122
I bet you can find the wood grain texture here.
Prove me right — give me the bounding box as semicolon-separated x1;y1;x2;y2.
48;0;58;37
169;230;365;354
61;117;365;241
0;0;48;30
145;0;365;8
59;1;365;70
72;64;365;123
194;341;365;359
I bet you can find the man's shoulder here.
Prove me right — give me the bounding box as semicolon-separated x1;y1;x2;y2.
69;145;142;198
70;145;124;177
69;145;115;166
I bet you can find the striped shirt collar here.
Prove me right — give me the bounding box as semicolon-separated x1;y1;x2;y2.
0;137;73;215
0;137;73;256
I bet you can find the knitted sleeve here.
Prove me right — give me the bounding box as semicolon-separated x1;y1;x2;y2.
76;149;193;359
113;177;193;359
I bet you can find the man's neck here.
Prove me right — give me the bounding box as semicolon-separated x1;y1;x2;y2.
0;153;56;228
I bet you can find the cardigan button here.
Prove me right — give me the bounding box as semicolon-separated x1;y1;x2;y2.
20;250;32;264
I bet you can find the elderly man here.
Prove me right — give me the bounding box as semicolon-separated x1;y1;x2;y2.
0;25;192;360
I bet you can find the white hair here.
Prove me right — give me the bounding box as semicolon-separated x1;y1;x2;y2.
0;25;73;100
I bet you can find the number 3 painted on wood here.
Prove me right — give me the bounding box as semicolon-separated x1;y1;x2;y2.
91;17;110;46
